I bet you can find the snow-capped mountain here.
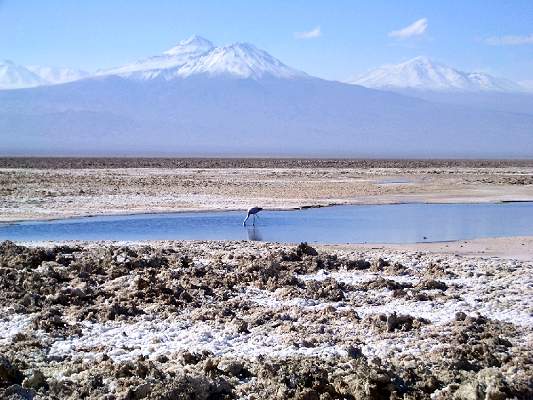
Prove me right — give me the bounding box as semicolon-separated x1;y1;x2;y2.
351;56;523;92
1;37;532;157
26;66;89;84
98;35;307;80
0;60;89;89
0;60;47;89
99;35;215;77
176;42;306;79
163;35;214;57
1;34;306;89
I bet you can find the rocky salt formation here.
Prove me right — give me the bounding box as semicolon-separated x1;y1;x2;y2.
0;240;531;399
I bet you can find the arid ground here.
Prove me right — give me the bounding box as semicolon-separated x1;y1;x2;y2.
1;158;532;223
0;159;532;399
1;241;532;399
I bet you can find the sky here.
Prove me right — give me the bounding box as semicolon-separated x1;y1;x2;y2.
1;0;533;82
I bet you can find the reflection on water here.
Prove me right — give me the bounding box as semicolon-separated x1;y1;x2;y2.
246;226;263;241
0;202;532;244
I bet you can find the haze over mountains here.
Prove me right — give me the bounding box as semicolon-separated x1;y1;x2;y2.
1;36;532;157
0;60;88;89
0;60;47;90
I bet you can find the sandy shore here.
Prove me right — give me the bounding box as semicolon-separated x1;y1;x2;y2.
1;159;532;222
327;236;533;262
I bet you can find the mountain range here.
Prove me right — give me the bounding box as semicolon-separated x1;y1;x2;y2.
0;36;532;157
350;56;533;115
351;56;525;92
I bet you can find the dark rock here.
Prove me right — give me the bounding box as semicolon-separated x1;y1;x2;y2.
455;311;467;321
0;356;23;386
156;355;169;363
181;351;203;365
385;312;429;332
345;259;371;270
344;345;363;359
417;279;447;291
3;384;35;400
366;277;409;290
296;242;318;257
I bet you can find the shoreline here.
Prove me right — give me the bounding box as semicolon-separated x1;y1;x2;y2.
2;163;532;223
323;236;533;262
8;235;533;262
1;197;532;224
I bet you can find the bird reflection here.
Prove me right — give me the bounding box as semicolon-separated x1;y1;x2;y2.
245;225;263;241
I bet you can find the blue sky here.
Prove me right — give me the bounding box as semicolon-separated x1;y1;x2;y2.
1;0;532;81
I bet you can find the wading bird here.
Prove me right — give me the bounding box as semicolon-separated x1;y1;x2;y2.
243;207;263;226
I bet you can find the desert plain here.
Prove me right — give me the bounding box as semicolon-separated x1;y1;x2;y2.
0;158;532;399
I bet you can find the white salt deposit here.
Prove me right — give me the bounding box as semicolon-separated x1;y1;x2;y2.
2;246;531;368
0;310;33;345
48;318;345;363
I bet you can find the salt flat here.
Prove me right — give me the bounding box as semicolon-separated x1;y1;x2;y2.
1;158;532;399
1;158;532;223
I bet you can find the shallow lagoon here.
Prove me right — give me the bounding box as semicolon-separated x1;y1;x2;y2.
1;202;532;243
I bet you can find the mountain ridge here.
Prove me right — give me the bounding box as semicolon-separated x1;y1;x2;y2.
0;60;89;89
0;60;47;89
98;36;307;80
1;73;532;157
0;39;527;92
351;56;524;92
0;37;532;157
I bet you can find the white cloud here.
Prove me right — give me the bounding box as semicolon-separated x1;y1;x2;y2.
294;26;321;40
485;34;533;46
389;18;428;39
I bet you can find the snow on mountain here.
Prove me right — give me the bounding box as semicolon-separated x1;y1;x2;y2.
26;66;89;84
0;60;89;89
2;34;306;88
163;35;214;56
99;35;215;77
2;65;533;157
2;37;532;157
465;71;523;92
0;60;47;89
351;56;523;92
176;42;306;79
99;36;307;80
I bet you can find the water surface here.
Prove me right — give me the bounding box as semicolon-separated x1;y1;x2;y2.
1;202;532;244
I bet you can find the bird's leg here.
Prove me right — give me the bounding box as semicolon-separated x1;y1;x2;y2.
243;214;249;226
